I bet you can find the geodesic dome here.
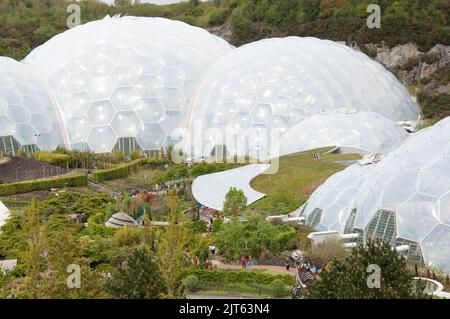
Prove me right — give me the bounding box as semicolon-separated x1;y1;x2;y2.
184;37;419;160
23;16;232;153
0;57;66;153
303;117;450;270
278;109;409;157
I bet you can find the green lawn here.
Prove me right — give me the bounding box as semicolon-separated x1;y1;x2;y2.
247;147;361;216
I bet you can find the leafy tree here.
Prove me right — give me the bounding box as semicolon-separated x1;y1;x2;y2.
157;190;191;298
106;246;165;299
308;240;429;299
18;200;46;298
223;187;247;218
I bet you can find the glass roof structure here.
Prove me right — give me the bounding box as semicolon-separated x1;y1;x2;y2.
184;37;419;160
303;117;450;270
278;109;409;157
23;16;233;153
0;57;65;152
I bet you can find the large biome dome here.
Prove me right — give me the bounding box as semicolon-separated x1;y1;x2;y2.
184;37;419;160
23;16;233;153
0;57;65;154
303;117;450;270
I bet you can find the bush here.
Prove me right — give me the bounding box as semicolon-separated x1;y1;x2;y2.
209;9;225;26
0;174;87;196
422;52;440;65
92;158;147;182
269;279;287;298
34;152;70;168
183;275;201;291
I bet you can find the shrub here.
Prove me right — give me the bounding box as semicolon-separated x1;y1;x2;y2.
183;268;294;286
183;275;201;291
209;9;225;26
0;174;87;196
34;152;70;168
308;240;349;269
269;279;287;298
92;158;149;182
422;52;439;65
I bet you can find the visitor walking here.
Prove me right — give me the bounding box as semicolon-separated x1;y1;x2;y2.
285;257;291;271
240;256;247;269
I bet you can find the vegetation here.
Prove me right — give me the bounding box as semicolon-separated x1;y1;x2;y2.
248;148;360;215
308;240;429;299
105;246;165;299
33;152;70;168
214;214;296;261
0;174;87;196
223;187;247;218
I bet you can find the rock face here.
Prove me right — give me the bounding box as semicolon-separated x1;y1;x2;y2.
207;25;232;44
359;43;450;96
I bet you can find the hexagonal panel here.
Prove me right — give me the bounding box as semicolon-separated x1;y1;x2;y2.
272;97;292;115
87;101;116;125
257;85;278;104
111;87;140;110
421;224;450;270
135;75;165;97
7;105;30;123
251;103;273;124
87;57;115;77
161;88;185;112
0;116;15;136
162;67;186;88
136;123;166;150
87;126;117;153
30;114;52;133
111;65;139;86
438;192;450;225
14;124;37;145
67;116;91;142
230;112;252;132
134;98;165;123
135;56;164;75
234;93;257;112
87;77;115;100
65;92;92;117
111;111;141;137
66;71;91;93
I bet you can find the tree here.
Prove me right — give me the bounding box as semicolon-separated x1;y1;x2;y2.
157;190;191;298
106;246;165;299
307;240;429;299
223;187;247;218
18;200;46;298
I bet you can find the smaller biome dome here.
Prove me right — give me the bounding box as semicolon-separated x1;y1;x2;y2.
0;57;65;152
303;117;450;270
278;109;409;157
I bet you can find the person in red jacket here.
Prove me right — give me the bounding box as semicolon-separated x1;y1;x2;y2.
240;256;247;269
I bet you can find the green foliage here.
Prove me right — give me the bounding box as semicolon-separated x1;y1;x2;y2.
191;220;208;233
418;92;450;119
308;240;429;299
106;246;166;299
34;151;70;168
183;268;295;286
183;274;201;291
0;174;87;196
92;158;149;182
214;215;296;260
269;278;287;298
223;187;247;218
209;8;225;26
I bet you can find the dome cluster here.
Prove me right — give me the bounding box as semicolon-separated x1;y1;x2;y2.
302;117;450;270
0;16;419;157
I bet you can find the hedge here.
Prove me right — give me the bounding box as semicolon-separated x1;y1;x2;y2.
183;268;295;286
34;151;70;168
91;158;168;182
0;174;87;196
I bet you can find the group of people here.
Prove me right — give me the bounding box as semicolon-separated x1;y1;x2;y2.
240;256;253;269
